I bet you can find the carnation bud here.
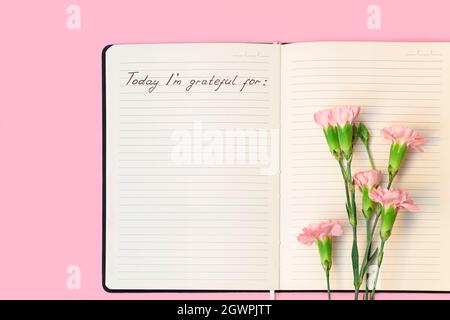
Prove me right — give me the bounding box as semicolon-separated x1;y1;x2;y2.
358;123;370;146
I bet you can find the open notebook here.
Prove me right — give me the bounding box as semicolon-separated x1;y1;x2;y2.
103;42;450;292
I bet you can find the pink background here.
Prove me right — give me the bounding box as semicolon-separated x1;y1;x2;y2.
0;0;449;299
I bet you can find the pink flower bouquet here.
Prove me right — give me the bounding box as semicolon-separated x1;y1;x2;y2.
297;106;426;300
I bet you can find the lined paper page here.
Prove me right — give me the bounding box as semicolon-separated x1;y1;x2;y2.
280;42;450;291
105;43;281;290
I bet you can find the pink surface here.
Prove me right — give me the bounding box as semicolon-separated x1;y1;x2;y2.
0;0;449;299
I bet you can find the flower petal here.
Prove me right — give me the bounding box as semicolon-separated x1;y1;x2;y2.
314;109;333;128
381;126;426;152
297;233;315;246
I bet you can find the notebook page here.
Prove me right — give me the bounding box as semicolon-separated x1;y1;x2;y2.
280;42;450;291
105;43;281;290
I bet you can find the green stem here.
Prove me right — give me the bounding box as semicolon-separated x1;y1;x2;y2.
326;268;331;300
366;216;371;244
360;213;380;299
338;159;351;217
364;218;371;300
387;167;398;190
364;273;370;300
364;143;376;170
387;179;393;190
346;159;353;184
370;240;386;300
339;157;360;300
362;139;376;300
358;214;380;281
369;160;393;299
347;160;357;226
369;165;394;300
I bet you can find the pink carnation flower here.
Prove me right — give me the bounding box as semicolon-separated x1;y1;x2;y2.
297;220;343;246
369;187;418;212
353;170;382;190
313;109;335;128
313;106;360;128
381;126;426;152
330;106;360;127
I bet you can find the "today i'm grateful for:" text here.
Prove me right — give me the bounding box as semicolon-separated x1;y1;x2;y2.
125;71;267;93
